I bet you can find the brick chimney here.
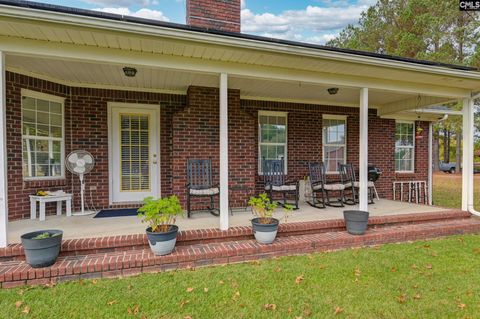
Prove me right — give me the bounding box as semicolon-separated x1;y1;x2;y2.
186;0;241;33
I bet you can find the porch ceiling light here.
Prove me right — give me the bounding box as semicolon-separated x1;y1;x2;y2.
123;67;137;77
327;87;339;95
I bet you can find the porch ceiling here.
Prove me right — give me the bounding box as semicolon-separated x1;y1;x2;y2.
0;9;478;97
7;53;450;116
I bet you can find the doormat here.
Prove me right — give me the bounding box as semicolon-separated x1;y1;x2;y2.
93;208;139;218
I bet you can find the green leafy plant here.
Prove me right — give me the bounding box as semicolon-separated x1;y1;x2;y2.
32;232;60;240
248;193;293;224
138;195;183;233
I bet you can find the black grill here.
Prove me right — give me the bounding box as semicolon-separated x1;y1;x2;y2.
368;165;382;182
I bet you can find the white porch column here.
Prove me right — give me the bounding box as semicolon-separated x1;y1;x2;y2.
0;51;8;248
219;73;229;230
359;88;369;211
428;122;433;205
462;97;474;212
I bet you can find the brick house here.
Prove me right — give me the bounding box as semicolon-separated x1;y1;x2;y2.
0;0;478;248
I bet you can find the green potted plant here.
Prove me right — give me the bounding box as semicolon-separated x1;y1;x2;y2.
138;195;183;256
248;193;293;244
21;230;63;268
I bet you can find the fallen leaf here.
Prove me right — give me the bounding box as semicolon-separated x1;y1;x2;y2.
203;287;209;293
303;308;312;317
425;264;433;269
107;300;117;306
354;267;361;277
413;284;419;289
264;303;276;311
390;266;397;272
91;279;98;284
15;301;23;309
232;291;240;301
184;316;192;319
17;290;24;296
128;305;139;315
413;294;422;300
458;303;467;310
249;260;261;265
430;251;438;257
218;280;224;285
287;307;293;313
473;248;480;254
411;264;419;270
186;287;194;293
295;274;304;284
334;306;344;314
231;281;238;289
22;306;30;314
319;265;327;270
274;267;282;272
128;284;133;290
78;279;85;285
179;300;190;308
423;244;431;249
396;294;407;304
295;317;303;319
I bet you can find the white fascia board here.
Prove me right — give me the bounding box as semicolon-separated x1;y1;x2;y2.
0;36;472;99
1;5;480;82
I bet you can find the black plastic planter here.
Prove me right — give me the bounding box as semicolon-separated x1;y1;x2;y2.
146;225;179;255
251;217;279;244
21;230;63;268
343;210;369;235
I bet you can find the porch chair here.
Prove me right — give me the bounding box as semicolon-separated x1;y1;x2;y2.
339;163;374;205
186;158;220;218
262;158;299;210
307;161;345;208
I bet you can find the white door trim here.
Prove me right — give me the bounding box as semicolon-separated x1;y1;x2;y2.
107;102;161;205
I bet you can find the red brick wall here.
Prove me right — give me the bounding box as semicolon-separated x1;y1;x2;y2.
186;0;241;32
6;72;185;220
6;73;429;220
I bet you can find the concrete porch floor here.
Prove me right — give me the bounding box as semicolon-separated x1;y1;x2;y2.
7;199;451;243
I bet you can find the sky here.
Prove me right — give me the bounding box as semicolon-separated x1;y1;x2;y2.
36;0;378;44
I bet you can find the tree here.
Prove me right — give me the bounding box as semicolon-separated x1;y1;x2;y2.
327;0;480;169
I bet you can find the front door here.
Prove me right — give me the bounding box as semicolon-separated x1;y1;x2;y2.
110;104;160;203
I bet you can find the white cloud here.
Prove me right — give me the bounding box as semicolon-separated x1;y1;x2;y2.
241;2;371;44
94;7;169;21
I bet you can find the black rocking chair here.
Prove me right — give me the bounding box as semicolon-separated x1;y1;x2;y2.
262;158;299;209
186;158;220;218
339;163;374;205
307;162;345;208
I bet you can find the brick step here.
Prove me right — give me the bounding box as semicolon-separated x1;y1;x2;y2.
0;210;469;261
1;215;479;288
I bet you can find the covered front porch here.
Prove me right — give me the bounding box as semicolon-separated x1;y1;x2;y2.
0;3;479;248
7;199;451;241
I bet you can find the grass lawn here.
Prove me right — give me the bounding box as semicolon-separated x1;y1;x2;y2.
2;235;480;318
433;172;480;210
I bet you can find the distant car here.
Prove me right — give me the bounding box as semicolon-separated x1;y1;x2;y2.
439;161;456;174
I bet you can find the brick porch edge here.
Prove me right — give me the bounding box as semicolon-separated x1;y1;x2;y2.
0;210;469;260
1;216;479;288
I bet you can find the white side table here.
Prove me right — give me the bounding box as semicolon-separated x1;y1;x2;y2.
29;194;73;221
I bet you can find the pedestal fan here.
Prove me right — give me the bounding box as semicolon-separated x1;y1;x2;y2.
66;150;96;216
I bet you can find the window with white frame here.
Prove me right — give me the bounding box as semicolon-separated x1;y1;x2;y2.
21;90;65;179
322;115;347;173
395;121;415;172
258;111;287;174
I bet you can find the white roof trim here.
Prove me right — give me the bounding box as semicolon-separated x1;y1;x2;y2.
1;4;479;81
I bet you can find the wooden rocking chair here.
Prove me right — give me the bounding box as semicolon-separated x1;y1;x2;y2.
307;162;345;208
186;158;220;218
262;158;299;209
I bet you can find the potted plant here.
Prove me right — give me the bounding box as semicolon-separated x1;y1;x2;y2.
343;210;369;235
248;193;293;244
21;230;63;268
138;195;183;256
